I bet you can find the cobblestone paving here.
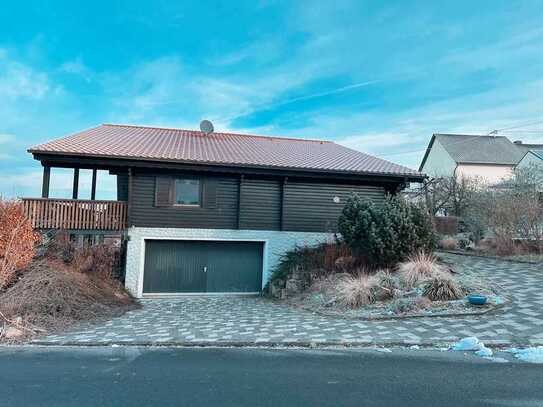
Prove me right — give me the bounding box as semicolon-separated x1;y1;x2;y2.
35;254;543;346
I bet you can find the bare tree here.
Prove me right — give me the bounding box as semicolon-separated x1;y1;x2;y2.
465;163;543;253
413;174;480;217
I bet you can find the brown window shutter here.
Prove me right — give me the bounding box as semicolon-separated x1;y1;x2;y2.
155;177;173;207
203;178;219;209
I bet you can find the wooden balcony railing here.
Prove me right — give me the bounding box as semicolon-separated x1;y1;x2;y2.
22;198;128;231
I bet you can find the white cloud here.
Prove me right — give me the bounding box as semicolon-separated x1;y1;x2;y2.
209;39;285;66
0;169;42;198
104;57;271;127
0;50;50;100
338;132;415;152
60;57;93;82
0;133;15;144
303;79;543;170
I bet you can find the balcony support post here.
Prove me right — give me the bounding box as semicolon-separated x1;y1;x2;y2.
41;166;50;198
91;169;97;200
72;168;79;199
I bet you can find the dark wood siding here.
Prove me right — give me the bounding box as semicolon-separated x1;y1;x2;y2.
239;178;281;230
117;175;128;201
131;174;239;229
130;171;387;232
283;180;385;232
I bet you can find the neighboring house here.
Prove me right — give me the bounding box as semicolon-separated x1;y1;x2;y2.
516;148;543;170
25;124;423;298
419;134;526;184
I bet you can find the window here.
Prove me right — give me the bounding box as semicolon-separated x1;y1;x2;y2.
174;179;200;206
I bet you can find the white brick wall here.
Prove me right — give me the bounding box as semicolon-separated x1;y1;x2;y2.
125;227;334;297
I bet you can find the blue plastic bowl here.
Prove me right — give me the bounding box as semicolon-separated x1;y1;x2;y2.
467;294;487;305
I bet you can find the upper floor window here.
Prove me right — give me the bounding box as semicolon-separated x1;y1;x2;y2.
174;178;200;206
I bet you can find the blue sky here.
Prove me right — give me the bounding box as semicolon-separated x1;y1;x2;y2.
1;1;543;198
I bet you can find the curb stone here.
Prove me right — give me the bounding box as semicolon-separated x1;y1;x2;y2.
27;338;537;348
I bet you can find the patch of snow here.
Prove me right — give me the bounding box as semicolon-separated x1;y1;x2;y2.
475;346;493;357
484;356;509;363
375;347;392;353
507;347;543;363
409;345;420;350
451;337;484;351
451;337;497;359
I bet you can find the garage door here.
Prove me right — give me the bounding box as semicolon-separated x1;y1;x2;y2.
143;240;263;294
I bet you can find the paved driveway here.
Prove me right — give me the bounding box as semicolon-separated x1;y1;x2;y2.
35;253;543;346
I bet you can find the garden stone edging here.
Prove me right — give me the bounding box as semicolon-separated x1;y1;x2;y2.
438;250;543;265
288;298;509;321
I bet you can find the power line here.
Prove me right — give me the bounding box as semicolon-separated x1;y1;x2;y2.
490;118;543;133
498;129;543;134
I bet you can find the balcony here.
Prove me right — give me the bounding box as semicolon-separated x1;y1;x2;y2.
22;198;128;231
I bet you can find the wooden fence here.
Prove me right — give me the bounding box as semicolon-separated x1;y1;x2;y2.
433;216;459;235
22;198;128;231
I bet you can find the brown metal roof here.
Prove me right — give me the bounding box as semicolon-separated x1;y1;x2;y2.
29;124;422;178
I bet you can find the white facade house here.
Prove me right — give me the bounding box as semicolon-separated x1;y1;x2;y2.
516;149;543;170
419;134;542;184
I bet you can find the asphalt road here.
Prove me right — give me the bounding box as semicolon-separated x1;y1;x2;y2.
0;347;541;407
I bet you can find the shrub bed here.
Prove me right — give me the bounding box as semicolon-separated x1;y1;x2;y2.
276;251;501;319
0;257;137;339
0;200;41;288
268;194;499;318
0;219;138;342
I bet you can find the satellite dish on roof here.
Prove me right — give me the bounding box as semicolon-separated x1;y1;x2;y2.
200;120;214;135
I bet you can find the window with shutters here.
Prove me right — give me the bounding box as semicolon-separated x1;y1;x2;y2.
174;178;201;206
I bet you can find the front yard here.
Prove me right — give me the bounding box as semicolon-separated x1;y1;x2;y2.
267;195;504;321
33;254;543;346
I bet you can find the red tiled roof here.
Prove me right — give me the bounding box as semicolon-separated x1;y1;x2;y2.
29;124;422;178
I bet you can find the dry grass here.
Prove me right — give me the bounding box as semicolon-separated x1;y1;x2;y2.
399;252;442;288
336;272;377;308
422;271;464;301
0;200;41;288
72;244;119;278
323;242;352;271
373;269;396;300
439;237;458;250
0;258;138;341
390;296;432;314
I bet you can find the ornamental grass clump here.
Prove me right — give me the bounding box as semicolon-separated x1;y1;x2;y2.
336;272;377;308
422;271;464;301
399;251;442;288
373;269;397;300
